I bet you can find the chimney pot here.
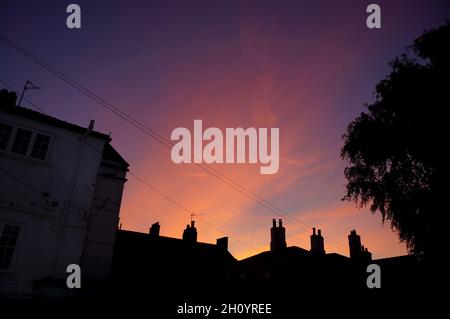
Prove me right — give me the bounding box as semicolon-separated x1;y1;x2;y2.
216;237;228;251
149;222;160;237
0;90;17;107
279;219;283;227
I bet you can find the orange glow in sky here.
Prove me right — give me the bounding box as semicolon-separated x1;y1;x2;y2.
2;0;446;260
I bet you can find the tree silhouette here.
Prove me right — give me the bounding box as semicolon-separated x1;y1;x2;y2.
341;21;449;262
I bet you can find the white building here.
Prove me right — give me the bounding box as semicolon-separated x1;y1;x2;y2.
0;90;128;297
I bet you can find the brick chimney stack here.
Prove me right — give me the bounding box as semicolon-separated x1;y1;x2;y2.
270;218;287;252
310;227;325;255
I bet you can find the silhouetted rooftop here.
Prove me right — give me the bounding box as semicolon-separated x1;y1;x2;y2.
111;229;236;288
114;229;235;260
0;101;111;141
240;246;349;264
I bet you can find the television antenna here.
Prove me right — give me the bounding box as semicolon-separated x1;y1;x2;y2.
190;213;204;222
18;80;41;107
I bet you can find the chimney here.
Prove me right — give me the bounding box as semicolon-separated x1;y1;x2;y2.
310;227;325;255
216;237;228;251
88;119;95;130
183;221;197;243
0;89;17;107
348;230;362;260
270;218;287;252
149;222;160;237
364;248;372;262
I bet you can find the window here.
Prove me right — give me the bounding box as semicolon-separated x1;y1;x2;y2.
0;224;20;270
31;133;51;160
11;128;32;155
0;124;52;161
0;123;13;150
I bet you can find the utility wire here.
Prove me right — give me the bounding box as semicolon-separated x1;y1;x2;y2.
0;167;87;215
0;33;346;250
128;172;255;250
0;79;255;250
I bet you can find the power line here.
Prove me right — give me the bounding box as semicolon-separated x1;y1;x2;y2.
0;167;87;215
0;167;43;194
128;171;192;216
0;33;346;250
0;79;256;250
0;33;306;232
128;172;255;250
0;79;46;113
0;33;304;229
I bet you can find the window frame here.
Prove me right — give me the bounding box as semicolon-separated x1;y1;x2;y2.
30;133;52;161
0;222;21;272
0;122;13;151
10;127;33;156
0;121;53;162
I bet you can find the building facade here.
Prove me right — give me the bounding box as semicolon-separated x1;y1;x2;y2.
0;90;128;296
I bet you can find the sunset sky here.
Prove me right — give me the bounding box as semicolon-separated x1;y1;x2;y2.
1;0;449;259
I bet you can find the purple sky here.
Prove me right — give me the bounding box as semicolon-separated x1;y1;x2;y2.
1;0;448;259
